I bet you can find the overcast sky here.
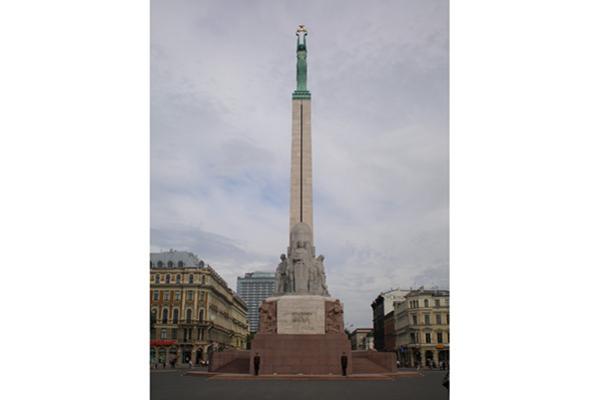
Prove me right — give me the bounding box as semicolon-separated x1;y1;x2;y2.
151;0;448;328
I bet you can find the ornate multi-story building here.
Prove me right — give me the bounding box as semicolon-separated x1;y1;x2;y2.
394;288;449;367
150;250;248;366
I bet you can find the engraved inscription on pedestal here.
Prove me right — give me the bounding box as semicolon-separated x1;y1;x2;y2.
276;296;325;334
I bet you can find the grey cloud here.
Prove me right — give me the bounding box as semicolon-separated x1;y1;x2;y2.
151;0;448;327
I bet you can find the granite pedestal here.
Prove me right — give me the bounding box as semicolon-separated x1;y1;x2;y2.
250;295;352;375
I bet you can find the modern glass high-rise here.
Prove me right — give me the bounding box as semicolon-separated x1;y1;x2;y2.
236;272;276;332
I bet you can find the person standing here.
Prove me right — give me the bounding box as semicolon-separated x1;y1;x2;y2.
253;352;261;376
341;353;348;376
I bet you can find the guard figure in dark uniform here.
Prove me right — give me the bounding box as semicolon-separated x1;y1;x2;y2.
253;352;261;376
341;352;348;376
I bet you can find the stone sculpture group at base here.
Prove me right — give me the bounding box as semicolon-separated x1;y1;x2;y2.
275;222;329;296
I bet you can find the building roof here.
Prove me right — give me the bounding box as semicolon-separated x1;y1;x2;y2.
150;250;247;310
150;249;205;268
238;271;276;280
351;328;373;334
371;288;411;308
405;287;450;298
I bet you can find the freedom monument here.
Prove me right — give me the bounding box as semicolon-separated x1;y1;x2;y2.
248;25;351;375
209;26;396;376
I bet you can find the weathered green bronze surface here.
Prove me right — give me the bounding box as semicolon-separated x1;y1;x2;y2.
293;25;311;100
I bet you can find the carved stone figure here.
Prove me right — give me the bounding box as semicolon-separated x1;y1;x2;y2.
275;254;287;294
314;255;330;296
259;301;277;334
274;222;330;296
325;300;344;334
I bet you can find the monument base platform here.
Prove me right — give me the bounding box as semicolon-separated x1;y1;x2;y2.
250;333;352;375
208;348;398;375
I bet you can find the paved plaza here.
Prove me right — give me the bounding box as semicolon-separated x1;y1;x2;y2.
150;369;449;400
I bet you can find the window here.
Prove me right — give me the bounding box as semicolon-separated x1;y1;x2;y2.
188;275;193;284
435;299;440;307
164;291;170;301
186;309;192;323
167;261;173;268
173;309;179;323
150;329;156;339
175;291;180;301
171;328;177;340
153;290;159;301
162;309;168;323
199;309;204;321
424;299;429;308
150;261;153;268
447;314;450;324
157;261;163;268
155;275;160;284
410;332;416;343
187;290;193;301
412;315;417;325
166;275;170;284
424;314;430;325
437;332;443;343
436;314;442;324
178;261;184;268
425;333;431;343
202;275;206;284
160;329;167;339
176;275;181;284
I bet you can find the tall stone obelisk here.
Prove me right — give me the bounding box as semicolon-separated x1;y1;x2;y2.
273;25;328;297
290;25;313;231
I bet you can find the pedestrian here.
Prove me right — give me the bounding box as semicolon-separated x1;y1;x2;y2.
253;352;261;376
341;352;348;376
188;358;193;369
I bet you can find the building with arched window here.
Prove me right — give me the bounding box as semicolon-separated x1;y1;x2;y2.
394;288;450;368
150;250;248;366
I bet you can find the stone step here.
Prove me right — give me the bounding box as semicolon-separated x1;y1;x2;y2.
214;358;249;374
351;358;390;374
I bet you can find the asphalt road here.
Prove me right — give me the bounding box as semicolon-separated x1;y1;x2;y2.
150;370;449;400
